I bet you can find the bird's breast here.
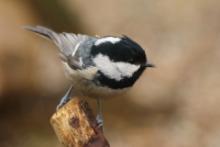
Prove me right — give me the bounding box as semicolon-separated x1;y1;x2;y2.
63;62;128;98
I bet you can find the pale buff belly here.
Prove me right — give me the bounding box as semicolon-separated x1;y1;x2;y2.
63;63;128;99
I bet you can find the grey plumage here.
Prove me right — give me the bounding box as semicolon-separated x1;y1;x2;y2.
24;25;96;69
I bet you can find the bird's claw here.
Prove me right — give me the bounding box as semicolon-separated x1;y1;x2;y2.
56;85;73;111
56;101;67;110
96;114;104;128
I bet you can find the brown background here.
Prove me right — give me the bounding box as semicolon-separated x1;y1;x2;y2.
0;0;220;147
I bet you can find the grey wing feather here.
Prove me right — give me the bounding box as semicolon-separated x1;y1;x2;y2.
24;25;91;69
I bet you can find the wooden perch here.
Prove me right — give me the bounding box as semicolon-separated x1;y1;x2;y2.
50;97;110;147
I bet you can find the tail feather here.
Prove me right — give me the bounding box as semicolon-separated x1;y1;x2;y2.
24;25;80;56
23;25;61;47
24;25;92;66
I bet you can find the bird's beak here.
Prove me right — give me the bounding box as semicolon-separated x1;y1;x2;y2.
145;63;155;68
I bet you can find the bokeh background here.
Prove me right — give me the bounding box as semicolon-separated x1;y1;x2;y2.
1;0;220;147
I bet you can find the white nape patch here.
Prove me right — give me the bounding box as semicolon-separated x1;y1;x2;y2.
93;54;140;81
94;37;121;46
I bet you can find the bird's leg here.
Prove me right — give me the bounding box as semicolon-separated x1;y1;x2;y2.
56;85;73;110
96;98;104;129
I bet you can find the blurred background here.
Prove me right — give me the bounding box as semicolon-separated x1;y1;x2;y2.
1;0;220;147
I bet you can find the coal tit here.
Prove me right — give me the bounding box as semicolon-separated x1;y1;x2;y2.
24;26;154;126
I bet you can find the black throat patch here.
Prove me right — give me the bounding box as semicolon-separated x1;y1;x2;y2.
94;66;146;89
91;36;147;89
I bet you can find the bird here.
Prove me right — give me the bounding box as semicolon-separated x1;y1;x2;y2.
24;25;154;127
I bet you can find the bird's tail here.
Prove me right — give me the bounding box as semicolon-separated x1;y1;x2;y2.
23;25;61;46
23;25;84;59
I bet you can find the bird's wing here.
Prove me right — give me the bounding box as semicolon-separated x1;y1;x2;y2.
24;25;91;69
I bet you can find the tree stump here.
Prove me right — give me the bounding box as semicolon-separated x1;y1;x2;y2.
50;97;110;147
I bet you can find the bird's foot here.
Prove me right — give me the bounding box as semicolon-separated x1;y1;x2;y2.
56;99;69;110
56;85;73;110
96;114;104;128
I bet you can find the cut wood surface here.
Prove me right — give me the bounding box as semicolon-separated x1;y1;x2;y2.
50;97;110;147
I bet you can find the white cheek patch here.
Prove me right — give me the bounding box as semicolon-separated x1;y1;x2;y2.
94;37;121;46
93;54;140;81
